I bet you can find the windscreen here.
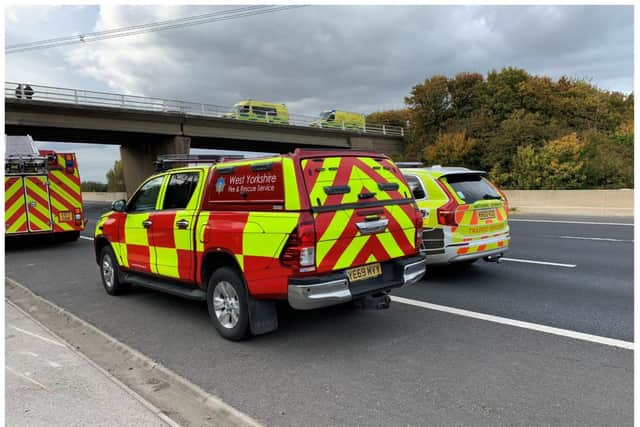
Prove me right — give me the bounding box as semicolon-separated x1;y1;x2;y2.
446;174;500;204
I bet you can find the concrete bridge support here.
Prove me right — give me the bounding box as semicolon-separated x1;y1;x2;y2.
120;136;191;196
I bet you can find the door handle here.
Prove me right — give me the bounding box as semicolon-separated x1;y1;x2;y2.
142;220;152;228
176;219;189;229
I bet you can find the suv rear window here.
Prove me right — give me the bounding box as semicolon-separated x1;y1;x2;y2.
445;174;500;204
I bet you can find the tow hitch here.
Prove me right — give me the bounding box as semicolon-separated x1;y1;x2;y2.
483;253;503;263
354;292;391;310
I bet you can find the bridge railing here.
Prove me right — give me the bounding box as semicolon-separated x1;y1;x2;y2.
5;82;405;137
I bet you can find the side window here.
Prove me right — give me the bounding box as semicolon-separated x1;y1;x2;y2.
127;176;164;212
328;113;335;121
405;175;427;200
162;172;200;210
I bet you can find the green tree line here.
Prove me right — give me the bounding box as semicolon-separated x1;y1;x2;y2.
80;160;126;192
367;67;634;189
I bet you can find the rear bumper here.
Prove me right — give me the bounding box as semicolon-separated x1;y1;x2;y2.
425;233;510;264
288;255;426;310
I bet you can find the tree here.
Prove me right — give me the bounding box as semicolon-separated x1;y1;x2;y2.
510;145;547;189
366;109;411;127
81;181;108;192
542;133;586;189
106;160;125;192
424;131;478;168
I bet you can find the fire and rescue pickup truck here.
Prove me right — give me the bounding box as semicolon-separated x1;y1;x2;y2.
94;150;426;340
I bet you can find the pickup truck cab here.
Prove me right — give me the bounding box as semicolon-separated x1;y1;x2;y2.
95;150;426;340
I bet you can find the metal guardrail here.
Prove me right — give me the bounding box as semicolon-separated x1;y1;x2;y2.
5;82;405;137
4;82;404;136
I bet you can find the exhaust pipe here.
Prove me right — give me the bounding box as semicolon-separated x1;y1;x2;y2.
483;253;503;263
354;293;391;310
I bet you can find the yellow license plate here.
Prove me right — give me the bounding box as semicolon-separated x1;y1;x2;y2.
478;210;496;220
347;263;382;282
59;211;72;221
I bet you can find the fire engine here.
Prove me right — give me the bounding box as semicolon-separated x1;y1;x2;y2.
5;135;85;241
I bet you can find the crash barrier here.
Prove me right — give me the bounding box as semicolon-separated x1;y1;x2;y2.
5;82;404;137
504;189;634;217
85;190;634;217
83;192;127;202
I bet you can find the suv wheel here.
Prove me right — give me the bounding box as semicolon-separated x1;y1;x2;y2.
100;246;129;295
207;267;250;341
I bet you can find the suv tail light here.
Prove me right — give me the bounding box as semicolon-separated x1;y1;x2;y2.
496;188;509;218
435;179;459;226
280;212;316;273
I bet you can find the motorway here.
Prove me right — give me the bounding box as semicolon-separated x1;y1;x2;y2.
5;202;634;426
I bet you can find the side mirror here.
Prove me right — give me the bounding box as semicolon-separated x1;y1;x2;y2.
111;199;126;212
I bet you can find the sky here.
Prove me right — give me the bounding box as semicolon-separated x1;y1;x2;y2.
4;5;635;182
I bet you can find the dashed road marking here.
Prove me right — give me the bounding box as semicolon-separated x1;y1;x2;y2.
392;296;634;350
510;218;633;226
79;235;94;241
502;257;576;268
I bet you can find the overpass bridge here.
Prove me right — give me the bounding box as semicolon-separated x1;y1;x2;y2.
5;82;405;193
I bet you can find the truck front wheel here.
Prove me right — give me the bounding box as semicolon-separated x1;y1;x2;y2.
100;246;129;296
207;267;250;341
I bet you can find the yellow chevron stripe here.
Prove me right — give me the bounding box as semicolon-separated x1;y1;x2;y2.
7;216;27;233
332;235;368;270
27;210;49;230
5;187;26;220
5;178;23;201
305;157;341;207
315;211;351;264
49;171;81;207
51;169;81;195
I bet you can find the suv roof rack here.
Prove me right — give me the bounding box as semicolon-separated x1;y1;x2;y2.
154;154;245;171
395;162;424;168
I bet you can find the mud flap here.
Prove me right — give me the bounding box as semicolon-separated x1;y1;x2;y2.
247;296;278;335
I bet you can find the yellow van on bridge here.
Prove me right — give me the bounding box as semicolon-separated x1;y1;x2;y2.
227;100;289;125
311;110;365;130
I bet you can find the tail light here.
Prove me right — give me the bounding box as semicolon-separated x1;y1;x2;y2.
65;154;75;174
74;207;82;225
415;206;424;250
496;187;509;218
280;212;316;273
435;179;459;226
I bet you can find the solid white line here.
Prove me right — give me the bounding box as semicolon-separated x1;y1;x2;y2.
510;218;633;226
11;326;66;348
391;296;634;350
559;235;633;243
80;235;94;241
502;257;576;268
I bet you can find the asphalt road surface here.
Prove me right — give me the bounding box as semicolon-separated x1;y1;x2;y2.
4;203;633;426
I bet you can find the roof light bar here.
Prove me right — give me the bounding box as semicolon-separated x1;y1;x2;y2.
154;154;245;171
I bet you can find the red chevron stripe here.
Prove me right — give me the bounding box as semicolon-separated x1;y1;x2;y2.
5;177;20;191
48;173;81;200
7;205;27;228
351;235;391;266
5;188;25;211
27;205;51;230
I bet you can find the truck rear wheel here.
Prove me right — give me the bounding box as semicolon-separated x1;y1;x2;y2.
100;246;129;296
207;267;250;341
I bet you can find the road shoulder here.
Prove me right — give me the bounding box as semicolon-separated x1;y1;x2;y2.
5;277;261;427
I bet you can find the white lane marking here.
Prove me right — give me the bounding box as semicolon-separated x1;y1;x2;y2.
10;326;66;348
559;235;633;243
510;218;633;226
6;366;48;390
391;296;634;350
80;235;94;241
501;257;576;268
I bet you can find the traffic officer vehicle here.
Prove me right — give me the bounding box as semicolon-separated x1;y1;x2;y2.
310;109;365;131
94;150;426;340
226;100;289;125
5;135;85;241
398;163;509;265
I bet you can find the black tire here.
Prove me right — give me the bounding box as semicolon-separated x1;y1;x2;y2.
99;246;129;296
63;231;81;242
206;267;250;341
